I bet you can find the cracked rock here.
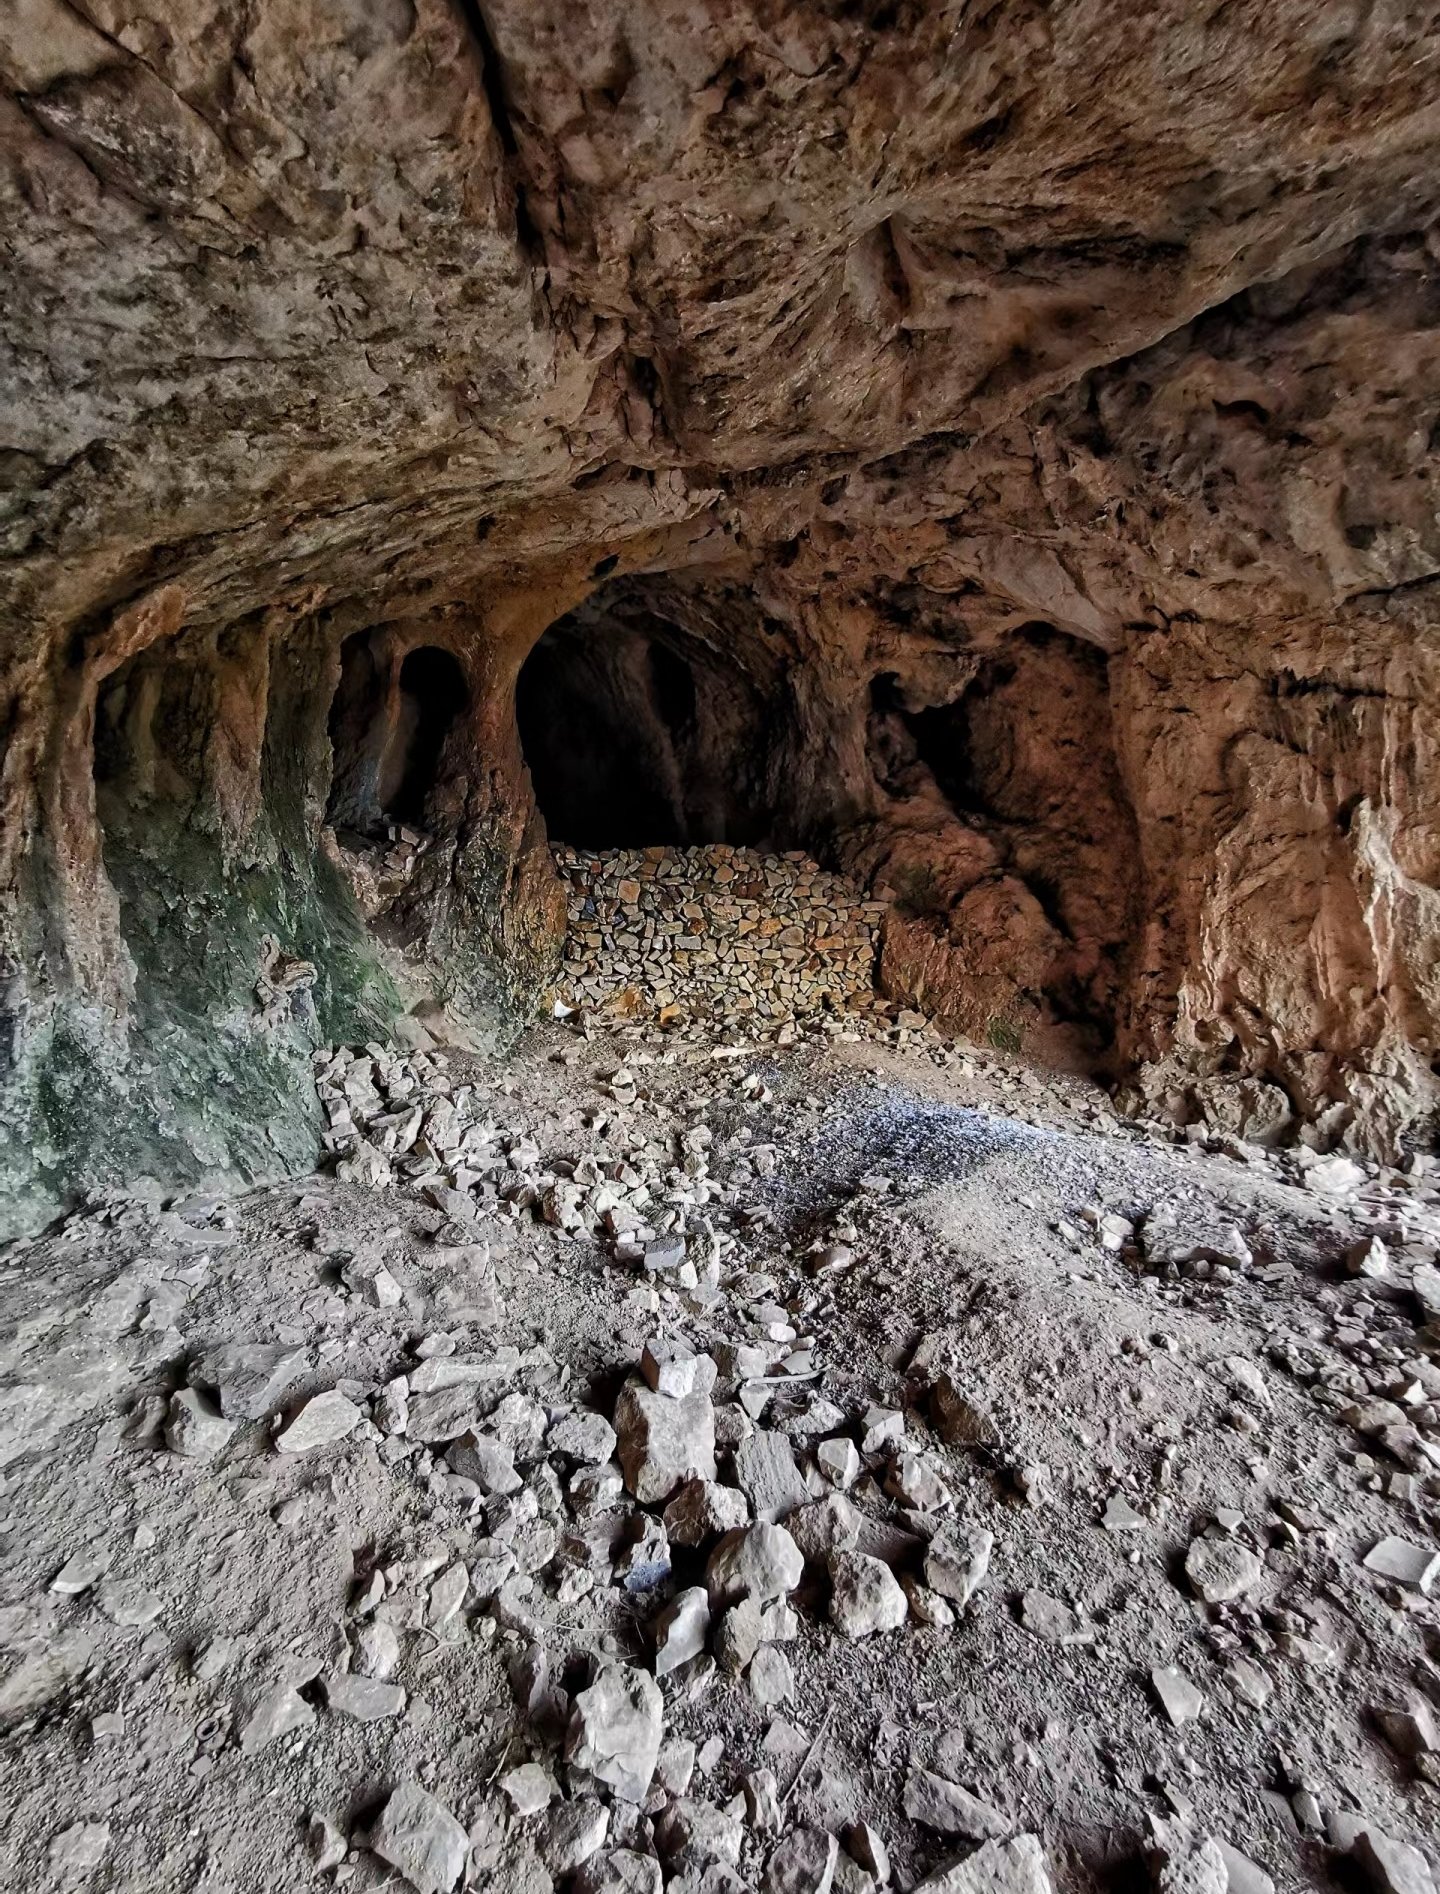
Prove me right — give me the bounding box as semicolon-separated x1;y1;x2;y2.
707;1524;804;1606
614;1378;717;1505
567;1664;665;1804
369;1781;469;1894
828;1552;908;1639
923;1526;993;1609
274;1389;361;1455
1184;1539;1265;1605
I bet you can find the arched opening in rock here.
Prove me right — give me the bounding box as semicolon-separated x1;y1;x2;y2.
515;609;776;848
380;646;467;828
325;639;467;837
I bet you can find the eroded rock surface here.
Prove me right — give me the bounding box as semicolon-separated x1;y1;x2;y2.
4;1;1440;1224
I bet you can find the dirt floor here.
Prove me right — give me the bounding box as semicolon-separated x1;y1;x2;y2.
2;1011;1438;1894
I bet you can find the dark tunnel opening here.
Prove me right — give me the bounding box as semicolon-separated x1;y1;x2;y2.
516;613;777;849
325;640;467;837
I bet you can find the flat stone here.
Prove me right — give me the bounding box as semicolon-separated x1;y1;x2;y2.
446;1430;522;1494
1184;1538;1264;1604
50;1549;110;1595
1019;1592;1078;1643
1353;1829;1438;1894
1154;1833;1228;1894
540;1799;611;1876
913;1834;1055;1894
1102;1494;1146;1531
788;1494;862;1564
845;1823;890;1884
239;1680;315;1755
191;1342;307;1420
567;1664;664;1804
655;1797;746;1868
370;1781;469;1894
749;1643;794;1708
49;1821;110;1874
614;1378;717;1504
322;1671;406;1721
1362;1536;1440;1593
734;1429;810;1522
885;1451;952;1511
406;1384;479;1444
904;1772;1008;1840
549;1410;619;1464
1152;1666;1205;1726
355;1621;401;1679
930;1379;999;1447
828;1552;907;1639
707;1523;804;1606
576;1850;664;1894
274;1389;361;1454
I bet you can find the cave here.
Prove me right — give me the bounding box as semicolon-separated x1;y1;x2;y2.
326;639;468;838
517;604;779;849
5;9;1440;1882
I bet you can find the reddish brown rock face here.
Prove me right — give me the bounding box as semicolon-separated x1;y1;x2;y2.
3;0;1440;1224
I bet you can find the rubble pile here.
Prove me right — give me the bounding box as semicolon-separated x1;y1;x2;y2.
5;1018;1440;1894
555;847;888;1030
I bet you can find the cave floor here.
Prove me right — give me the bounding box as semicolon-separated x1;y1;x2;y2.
1;1018;1437;1894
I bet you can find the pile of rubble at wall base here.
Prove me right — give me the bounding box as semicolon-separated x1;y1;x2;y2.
556;847;889;1031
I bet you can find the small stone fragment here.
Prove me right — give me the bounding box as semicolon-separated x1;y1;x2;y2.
322;1671;406;1721
1151;1666;1205;1726
274;1389;361;1454
707;1524;804;1606
49;1821;110;1874
765;1827;840;1894
501;1761;555;1816
50;1549;110;1596
239;1680;316;1755
642;1337;717;1399
165;1387;237;1459
370;1781;469;1894
1184;1538;1264;1605
654;1586;711;1677
567;1664;665;1804
816;1438;861;1489
548;1410;619;1465
924;1526;992;1609
828;1552;907;1639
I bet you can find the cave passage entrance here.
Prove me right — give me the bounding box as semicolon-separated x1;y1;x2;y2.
516;612;777;849
326;638;467;837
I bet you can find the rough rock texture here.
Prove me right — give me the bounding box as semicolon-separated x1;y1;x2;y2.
4;1;1440;1224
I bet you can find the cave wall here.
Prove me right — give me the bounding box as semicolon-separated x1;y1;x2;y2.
4;1;1440;1227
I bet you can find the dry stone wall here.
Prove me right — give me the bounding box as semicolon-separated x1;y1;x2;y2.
556;848;887;1030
